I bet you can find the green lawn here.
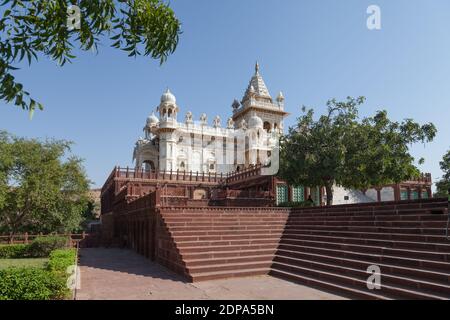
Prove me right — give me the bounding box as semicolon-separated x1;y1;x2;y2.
0;258;48;270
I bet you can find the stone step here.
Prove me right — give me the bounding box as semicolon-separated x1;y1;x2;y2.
281;233;450;253
162;213;288;219
165;221;287;227
164;215;287;222
189;267;269;282
290;201;447;214
270;268;389;300
273;255;450;296
176;238;280;248
270;263;447;300
289;206;446;218
171;228;285;237
187;261;272;275
181;248;277;260
289;208;446;218
284;225;446;236
177;242;279;254
275;249;450;284
278;243;450;272
283;228;450;244
280;238;450;262
286;214;448;222
285;220;447;228
185;254;274;267
172;233;283;242
169;225;287;232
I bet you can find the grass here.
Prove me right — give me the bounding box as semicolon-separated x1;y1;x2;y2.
0;258;48;270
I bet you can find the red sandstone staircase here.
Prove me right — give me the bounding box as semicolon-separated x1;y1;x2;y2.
160;208;289;281
160;200;450;299
270;199;450;300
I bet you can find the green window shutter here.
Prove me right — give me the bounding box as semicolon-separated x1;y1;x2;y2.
276;185;288;205
400;190;408;200
411;190;419;200
292;186;304;202
421;191;428;199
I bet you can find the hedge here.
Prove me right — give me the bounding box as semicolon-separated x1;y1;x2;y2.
0;236;69;259
0;244;30;259
47;249;76;276
28;236;69;258
0;248;76;300
0;268;67;300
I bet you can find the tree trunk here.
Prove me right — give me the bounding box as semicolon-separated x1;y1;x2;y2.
325;184;334;206
8;231;15;244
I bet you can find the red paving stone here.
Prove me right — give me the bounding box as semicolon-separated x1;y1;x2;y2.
76;248;345;300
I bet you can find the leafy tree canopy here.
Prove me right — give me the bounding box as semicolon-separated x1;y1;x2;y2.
0;131;90;236
0;0;181;116
434;149;450;198
279;97;436;205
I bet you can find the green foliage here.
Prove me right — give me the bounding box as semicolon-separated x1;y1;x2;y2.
28;236;69;258
0;236;67;258
277;201;314;208
0;244;29;258
0;258;48;270
279;97;436;205
434;149;450;198
0;0;181;115
0;267;67;300
46;248;75;274
0;131;90;236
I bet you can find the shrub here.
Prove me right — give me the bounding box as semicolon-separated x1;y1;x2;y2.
47;249;76;276
28;236;69;258
0;267;68;300
0;244;30;259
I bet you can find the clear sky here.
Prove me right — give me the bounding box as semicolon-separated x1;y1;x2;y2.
0;0;449;188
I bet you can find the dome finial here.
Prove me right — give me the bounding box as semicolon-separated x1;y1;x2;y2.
161;88;176;104
255;61;260;74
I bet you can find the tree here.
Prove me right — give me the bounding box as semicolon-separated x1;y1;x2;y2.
0;131;90;239
434;149;450;198
279;97;436;206
0;0;181;116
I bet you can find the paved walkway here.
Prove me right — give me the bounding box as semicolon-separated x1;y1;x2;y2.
76;248;345;300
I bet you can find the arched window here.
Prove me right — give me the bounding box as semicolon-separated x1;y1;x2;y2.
209;163;215;170
143;160;155;172
168;108;172;118
263;121;271;132
180;161;185;169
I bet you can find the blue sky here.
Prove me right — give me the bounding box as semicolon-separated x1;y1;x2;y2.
0;0;449;188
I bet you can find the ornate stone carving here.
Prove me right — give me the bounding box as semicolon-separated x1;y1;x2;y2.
240;119;247;130
185;111;193;123
200;113;207;125
232;99;240;111
227;118;234;129
213;116;221;128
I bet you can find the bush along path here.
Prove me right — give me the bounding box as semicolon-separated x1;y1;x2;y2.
0;236;77;300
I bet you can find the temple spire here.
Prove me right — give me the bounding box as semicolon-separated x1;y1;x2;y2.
243;62;271;101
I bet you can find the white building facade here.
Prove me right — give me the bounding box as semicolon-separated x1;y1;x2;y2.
133;63;288;174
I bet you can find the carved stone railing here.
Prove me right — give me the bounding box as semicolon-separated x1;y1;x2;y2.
113;166;226;184
402;173;432;184
225;164;264;184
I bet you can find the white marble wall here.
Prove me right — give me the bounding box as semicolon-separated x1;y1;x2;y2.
332;185;375;205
